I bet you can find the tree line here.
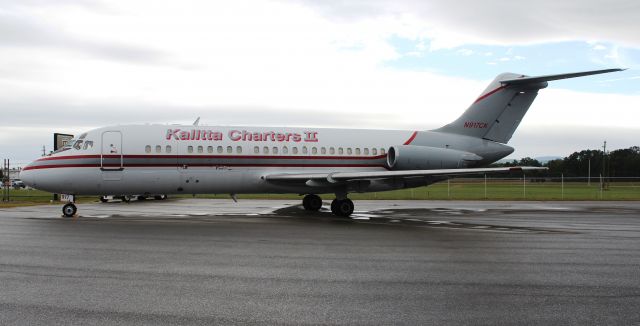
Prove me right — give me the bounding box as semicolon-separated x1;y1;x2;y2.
492;146;640;177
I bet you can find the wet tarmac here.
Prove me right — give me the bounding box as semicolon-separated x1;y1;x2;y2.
1;199;640;325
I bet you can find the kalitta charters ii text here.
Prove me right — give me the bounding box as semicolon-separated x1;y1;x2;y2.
165;129;319;142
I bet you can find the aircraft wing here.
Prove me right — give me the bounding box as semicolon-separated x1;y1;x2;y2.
265;166;547;183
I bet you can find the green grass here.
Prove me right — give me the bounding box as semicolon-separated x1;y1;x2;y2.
2;180;639;208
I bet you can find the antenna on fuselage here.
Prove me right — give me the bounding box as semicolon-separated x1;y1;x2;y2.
193;117;200;126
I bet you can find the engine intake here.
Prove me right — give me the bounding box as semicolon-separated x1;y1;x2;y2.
387;145;482;170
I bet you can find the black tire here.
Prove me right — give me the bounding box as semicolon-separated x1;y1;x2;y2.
137;196;147;201
121;196;131;203
333;199;354;217
302;196;310;210
154;195;167;200
303;194;322;211
62;203;77;218
331;199;339;214
99;196;108;203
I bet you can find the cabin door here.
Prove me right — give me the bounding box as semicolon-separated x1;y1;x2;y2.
101;131;123;181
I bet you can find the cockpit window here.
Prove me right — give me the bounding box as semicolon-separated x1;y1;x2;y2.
73;140;84;150
83;141;93;150
51;138;75;154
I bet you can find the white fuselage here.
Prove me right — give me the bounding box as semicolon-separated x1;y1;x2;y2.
20;124;513;196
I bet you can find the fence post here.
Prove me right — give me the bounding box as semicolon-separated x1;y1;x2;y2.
484;174;487;200
1;159;5;202
561;173;564;200
447;179;450;199
523;173;526;199
599;174;603;200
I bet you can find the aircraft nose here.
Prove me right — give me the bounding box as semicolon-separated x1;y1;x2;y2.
20;164;36;188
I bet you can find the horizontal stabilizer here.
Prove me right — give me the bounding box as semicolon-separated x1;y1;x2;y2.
500;68;625;86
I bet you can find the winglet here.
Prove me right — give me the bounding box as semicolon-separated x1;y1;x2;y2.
193;117;200;126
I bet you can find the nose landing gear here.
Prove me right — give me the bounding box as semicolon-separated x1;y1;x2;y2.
62;202;77;218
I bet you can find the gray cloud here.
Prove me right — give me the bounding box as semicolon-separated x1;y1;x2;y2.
293;0;640;47
0;10;171;65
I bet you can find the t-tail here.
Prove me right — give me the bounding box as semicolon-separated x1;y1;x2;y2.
436;68;623;144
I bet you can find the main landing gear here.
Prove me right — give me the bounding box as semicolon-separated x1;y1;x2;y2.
301;194;355;217
330;198;354;217
302;194;323;211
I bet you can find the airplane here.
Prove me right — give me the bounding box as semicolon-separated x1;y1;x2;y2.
20;68;622;218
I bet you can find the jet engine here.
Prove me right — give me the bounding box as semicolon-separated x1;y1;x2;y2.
386;145;483;170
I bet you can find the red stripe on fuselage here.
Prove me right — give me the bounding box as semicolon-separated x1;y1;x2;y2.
403;131;418;145
23;163;389;171
35;154;388;161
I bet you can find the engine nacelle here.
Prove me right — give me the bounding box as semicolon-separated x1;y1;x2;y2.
386;145;483;170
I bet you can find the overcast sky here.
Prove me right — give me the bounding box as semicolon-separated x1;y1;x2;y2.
1;0;639;165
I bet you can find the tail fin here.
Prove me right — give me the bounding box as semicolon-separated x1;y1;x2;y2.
435;68;623;143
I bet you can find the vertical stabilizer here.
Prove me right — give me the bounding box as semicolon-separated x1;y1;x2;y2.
435;68;623;144
436;73;539;143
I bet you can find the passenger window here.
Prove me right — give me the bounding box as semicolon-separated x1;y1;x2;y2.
292;147;298;154
197;146;203;153
312;147;317;155
372;148;377;155
188;146;194;153
217;146;223;154
338;147;344;155
237;146;242;154
166;145;172;153
364;148;369;155
329;147;335;155
227;146;232;153
145;145;151;153
302;146;308;154
380;148;386;155
273;147;278;154
321;147;326;154
347;148;352;155
254;146;259;154
207;146;213;153
83;141;93;150
355;148;361;155
156;145;162;153
263;146;269;154
283;146;288;154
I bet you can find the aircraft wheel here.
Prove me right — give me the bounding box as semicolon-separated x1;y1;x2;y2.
121;196;131;203
332;199;354;217
99;196;108;203
62;203;77;218
330;199;339;214
137;196;147;201
154;195;167;200
302;194;322;211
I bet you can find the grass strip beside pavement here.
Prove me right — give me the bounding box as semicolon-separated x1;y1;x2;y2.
2;181;639;208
